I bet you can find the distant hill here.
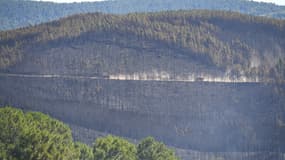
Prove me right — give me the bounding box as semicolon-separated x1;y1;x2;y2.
1;0;285;31
1;10;284;81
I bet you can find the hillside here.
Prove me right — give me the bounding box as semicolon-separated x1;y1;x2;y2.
1;76;284;152
1;0;285;31
0;11;285;159
0;10;284;81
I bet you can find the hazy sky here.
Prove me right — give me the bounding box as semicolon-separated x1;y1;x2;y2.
252;0;285;5
33;0;285;6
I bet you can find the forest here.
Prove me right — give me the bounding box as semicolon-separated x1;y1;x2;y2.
0;0;285;31
0;107;179;160
0;10;284;82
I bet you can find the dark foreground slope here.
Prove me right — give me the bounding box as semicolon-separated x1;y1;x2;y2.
0;11;285;159
0;76;284;153
1;0;285;31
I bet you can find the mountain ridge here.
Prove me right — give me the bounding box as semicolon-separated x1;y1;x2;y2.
1;0;285;31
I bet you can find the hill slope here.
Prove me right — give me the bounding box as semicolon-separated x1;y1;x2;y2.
1;0;285;31
1;10;284;81
0;11;285;157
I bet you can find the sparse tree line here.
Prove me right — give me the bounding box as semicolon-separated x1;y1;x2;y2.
0;106;179;160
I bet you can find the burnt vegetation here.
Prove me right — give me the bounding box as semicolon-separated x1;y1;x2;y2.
0;11;285;157
0;10;285;81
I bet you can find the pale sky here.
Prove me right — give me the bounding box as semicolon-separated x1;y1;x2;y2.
32;0;285;6
252;0;285;5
